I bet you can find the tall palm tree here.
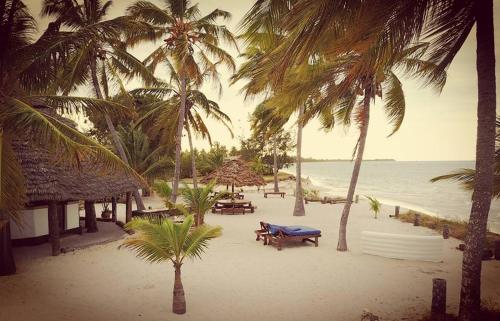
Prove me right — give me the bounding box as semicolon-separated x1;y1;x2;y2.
121;214;222;314
250;104;290;193
41;0;158;210
132;80;233;189
0;0;139;275
235;4;314;216
264;1;495;318
127;0;237;203
295;43;445;249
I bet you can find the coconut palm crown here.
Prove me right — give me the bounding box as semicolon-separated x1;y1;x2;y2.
121;214;222;314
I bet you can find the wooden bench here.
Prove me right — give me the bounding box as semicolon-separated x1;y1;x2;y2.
264;192;285;198
361;231;443;262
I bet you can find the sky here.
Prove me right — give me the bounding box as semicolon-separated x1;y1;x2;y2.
24;0;500;161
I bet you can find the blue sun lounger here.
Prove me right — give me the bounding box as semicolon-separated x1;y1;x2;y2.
255;222;321;251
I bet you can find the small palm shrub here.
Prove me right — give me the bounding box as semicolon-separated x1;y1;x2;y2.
180;181;226;226
121;215;222;314
153;180;174;209
365;196;381;219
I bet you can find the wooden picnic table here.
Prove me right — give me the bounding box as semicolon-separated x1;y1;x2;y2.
212;199;254;214
214;191;244;199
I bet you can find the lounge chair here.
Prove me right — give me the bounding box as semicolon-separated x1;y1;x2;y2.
255;221;321;250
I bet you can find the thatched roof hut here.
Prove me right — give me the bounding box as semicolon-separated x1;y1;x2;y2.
7;108;145;258
201;157;265;191
12;139;143;203
11;108;144;203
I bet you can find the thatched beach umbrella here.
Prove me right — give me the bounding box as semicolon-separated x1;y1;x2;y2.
200;158;265;193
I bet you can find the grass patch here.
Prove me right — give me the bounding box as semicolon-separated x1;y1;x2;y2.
395;211;499;249
263;172;295;183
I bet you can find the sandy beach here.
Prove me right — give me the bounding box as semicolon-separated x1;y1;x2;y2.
2;188;499;321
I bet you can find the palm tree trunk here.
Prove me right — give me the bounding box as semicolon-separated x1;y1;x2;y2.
172;264;186;314
337;89;371;251
293;105;305;216
273;139;279;192
171;74;188;204
186;125;198;189
459;1;496;319
0;129;16;275
89;60;146;211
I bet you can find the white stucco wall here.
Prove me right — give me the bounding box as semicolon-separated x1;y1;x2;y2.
10;207;49;240
65;202;80;230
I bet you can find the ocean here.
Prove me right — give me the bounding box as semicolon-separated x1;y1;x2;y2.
285;161;500;234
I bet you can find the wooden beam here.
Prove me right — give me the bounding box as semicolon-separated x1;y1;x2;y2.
125;192;132;223
84;201;98;233
48;201;60;256
0;219;16;275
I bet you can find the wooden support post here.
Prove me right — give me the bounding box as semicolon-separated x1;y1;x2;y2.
0;220;16;275
394;206;400;217
84;201;98;233
111;196;117;222
354;195;359;204
431;278;446;320
442;224;450;239
414;213;420;226
125;192;132;223
495;240;500;260
48;201;60;256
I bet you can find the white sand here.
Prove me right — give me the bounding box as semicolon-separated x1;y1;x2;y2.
1;191;499;321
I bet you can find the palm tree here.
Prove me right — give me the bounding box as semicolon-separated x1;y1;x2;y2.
235;6;315;216
132;80;233;189
265;1;495;318
250;103;288;193
0;0;139;275
121;214;222;314
127;0;237;203
117;125;173;189
180;181;226;226
431;117;500;198
41;0;157;210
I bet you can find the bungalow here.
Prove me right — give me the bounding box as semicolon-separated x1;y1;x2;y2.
0;108;144;276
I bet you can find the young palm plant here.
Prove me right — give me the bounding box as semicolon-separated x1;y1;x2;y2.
121;214;222;314
365;196;381;219
152;180;175;209
127;0;237;203
180;181;225;226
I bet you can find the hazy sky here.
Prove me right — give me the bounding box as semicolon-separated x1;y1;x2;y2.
25;0;500;161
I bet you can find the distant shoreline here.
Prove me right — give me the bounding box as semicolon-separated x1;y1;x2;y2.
300;158;396;163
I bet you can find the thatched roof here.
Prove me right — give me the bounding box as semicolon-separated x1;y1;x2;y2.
201;158;265;187
11;109;144;202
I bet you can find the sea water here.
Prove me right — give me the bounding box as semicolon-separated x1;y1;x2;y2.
285;161;500;233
